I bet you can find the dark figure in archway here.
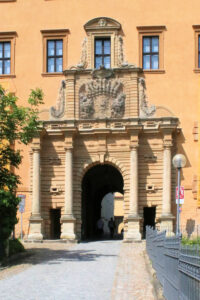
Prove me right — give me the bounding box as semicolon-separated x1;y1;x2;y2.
108;218;116;239
96;217;104;238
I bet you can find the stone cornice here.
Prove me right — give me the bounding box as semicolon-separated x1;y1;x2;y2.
0;31;17;37
84;17;121;31
137;25;166;32
63;66;142;77
40;29;69;35
41;117;179;136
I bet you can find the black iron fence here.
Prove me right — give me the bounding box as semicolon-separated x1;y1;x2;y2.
146;226;200;300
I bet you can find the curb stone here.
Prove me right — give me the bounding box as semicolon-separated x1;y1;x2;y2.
143;250;165;300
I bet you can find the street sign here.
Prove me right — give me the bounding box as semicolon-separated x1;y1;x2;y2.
18;194;26;213
17;194;26;240
176;186;184;204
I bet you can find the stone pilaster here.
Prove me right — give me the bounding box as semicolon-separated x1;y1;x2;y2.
160;135;174;232
125;130;141;241
28;140;43;241
61;131;76;241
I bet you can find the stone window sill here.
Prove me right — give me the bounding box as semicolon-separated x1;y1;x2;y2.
143;69;165;74
193;68;200;73
0;74;16;79
41;72;64;77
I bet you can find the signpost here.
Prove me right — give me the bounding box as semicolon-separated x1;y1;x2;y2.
18;194;26;240
176;186;184;204
176;186;184;234
172;154;186;236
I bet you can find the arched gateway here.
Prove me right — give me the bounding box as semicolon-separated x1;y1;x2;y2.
81;163;124;240
28;17;179;242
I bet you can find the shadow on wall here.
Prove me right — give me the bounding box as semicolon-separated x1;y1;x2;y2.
185;219;195;238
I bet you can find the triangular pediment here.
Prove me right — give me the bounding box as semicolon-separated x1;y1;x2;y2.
84;17;121;31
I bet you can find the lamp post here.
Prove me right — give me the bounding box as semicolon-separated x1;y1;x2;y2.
172;154;186;236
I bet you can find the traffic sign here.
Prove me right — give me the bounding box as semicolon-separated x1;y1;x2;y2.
176;186;184;204
18;194;26;213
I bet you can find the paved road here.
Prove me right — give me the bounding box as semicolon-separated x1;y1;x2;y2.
0;241;121;300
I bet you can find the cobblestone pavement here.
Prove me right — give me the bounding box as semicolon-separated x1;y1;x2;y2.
111;241;155;300
0;242;73;281
0;240;155;300
0;241;120;300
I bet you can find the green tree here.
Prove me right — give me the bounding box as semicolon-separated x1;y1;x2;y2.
0;85;43;247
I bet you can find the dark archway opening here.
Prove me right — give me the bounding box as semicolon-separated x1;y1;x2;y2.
50;208;61;239
81;164;124;240
143;206;156;238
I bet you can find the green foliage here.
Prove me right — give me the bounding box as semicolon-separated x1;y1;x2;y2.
0;85;43;243
9;239;25;256
182;236;200;246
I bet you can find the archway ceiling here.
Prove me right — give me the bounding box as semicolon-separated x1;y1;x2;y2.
82;164;124;196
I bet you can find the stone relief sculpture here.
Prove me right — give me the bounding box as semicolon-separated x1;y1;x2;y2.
118;36;136;68
98;18;107;27
111;93;125;118
69;37;88;70
50;80;66;119
80;93;94;119
79;78;125;119
138;77;156;118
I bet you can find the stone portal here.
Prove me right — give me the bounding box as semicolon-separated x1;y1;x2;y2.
27;17;178;242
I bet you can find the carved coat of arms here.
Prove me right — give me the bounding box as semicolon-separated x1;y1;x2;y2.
79;78;126;119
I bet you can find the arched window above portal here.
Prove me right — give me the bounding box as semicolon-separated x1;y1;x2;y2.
83;17;124;69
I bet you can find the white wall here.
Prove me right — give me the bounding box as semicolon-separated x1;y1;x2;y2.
101;193;114;234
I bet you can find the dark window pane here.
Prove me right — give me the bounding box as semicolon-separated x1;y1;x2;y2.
151;55;159;69
56;40;63;56
48;41;55;56
152;37;159;53
199;36;200;68
95;56;102;69
47;58;54;72
0;43;3;58
104;40;110;55
0;61;2;74
47;39;63;73
143;55;150;69
143;37;150;53
56;57;62;72
95;40;102;55
95;38;111;68
4;60;10;74
143;36;159;69
4;42;11;58
104;56;110;68
199;53;200;68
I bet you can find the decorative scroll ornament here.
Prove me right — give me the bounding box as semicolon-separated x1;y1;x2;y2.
69;37;88;70
50;80;66;119
79;79;125;119
118;36;136;68
138;77;156;117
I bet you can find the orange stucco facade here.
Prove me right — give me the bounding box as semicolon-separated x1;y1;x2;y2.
0;0;200;240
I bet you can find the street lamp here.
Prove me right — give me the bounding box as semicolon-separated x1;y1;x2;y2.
172;154;186;235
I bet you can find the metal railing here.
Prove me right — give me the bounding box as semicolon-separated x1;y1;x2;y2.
146;226;200;300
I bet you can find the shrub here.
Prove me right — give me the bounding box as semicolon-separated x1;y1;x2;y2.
182;236;200;246
9;239;25;256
